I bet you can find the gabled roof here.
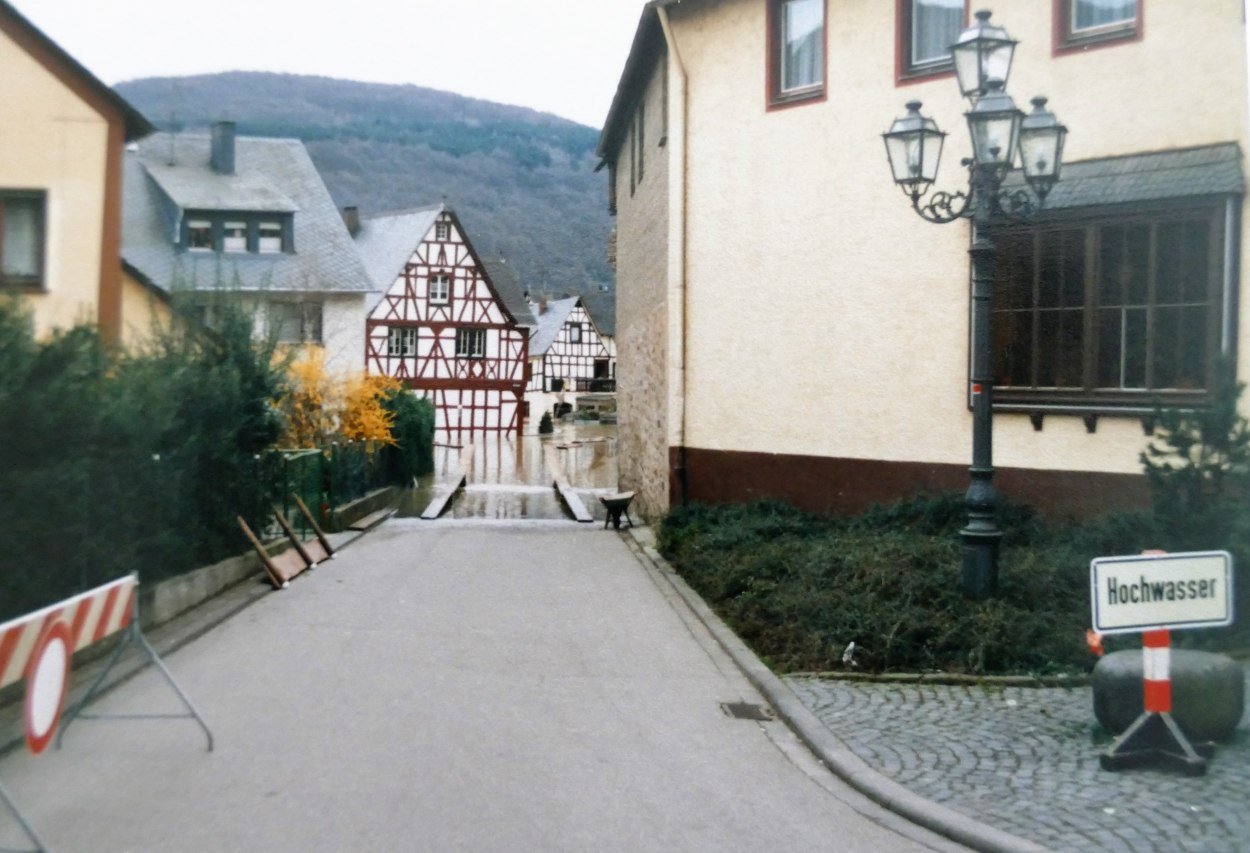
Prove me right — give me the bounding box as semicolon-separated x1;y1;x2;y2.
597;1;674;162
123;132;374;296
354;205;443;313
528;296;581;357
0;0;151;140
354;205;525;326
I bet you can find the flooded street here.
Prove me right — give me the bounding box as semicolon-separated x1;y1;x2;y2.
394;421;620;522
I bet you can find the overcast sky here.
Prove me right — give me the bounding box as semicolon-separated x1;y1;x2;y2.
9;0;646;128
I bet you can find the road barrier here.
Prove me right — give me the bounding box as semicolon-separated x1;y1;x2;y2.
0;575;213;851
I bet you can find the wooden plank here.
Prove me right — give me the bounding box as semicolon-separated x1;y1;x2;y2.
419;443;474;520
545;445;594;523
347;508;395;532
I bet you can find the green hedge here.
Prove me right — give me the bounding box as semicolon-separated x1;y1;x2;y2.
658;496;1246;676
0;299;432;623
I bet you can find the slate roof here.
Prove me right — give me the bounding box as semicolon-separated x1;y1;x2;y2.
480;256;536;328
1006;143;1244;210
123;132;373;296
354;206;443;313
528;297;581;357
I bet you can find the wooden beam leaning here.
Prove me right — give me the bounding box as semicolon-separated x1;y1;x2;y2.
236;515;314;590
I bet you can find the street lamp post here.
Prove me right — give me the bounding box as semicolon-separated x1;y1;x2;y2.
882;10;1067;599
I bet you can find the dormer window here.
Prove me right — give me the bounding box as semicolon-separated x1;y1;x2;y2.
223;221;247;253
187;219;213;251
258;220;283;253
181;212;293;254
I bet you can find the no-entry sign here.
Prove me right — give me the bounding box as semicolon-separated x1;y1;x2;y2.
1091;551;1233;635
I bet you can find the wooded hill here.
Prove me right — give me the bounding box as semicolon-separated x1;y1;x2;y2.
116;72;615;330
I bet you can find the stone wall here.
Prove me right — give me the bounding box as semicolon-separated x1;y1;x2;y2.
612;47;672;522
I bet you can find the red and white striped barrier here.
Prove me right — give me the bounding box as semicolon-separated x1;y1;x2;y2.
1141;628;1172;714
0;575;137;691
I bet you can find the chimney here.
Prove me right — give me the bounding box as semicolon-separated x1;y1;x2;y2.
538;297;547;315
341;205;361;236
210;120;236;175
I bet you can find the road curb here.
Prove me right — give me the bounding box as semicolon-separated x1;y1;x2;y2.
622;527;1052;853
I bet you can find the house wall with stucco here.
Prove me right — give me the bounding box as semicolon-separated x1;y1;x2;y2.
612;0;1250;518
0;18;115;339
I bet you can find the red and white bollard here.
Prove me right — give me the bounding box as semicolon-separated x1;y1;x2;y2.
1141;629;1172;715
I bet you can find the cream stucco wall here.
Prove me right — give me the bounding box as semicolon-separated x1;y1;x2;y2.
119;270;173;348
661;0;1250;479
0;24;110;337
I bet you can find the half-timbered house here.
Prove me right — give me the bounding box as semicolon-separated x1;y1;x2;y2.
527;295;616;417
356;205;530;434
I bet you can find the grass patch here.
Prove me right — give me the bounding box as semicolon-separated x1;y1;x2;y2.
657;496;1247;676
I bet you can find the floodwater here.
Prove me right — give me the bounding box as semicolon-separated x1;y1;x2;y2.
394;422;620;522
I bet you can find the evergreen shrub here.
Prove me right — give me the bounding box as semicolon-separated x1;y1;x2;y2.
381;388;435;483
656;495;1235;676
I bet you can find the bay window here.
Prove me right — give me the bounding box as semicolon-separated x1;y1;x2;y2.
993;200;1231;409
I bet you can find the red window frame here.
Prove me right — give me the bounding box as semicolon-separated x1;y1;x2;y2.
766;0;827;111
1054;0;1142;55
895;0;967;86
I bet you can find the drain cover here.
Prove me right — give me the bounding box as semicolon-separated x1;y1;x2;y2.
720;701;773;721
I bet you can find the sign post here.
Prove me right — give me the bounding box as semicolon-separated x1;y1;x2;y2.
1090;550;1234;776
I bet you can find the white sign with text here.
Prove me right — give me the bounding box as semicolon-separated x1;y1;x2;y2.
1091;551;1233;635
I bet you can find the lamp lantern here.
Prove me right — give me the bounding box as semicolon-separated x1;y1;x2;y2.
952;9;1017;101
883;101;947;197
965;79;1021;170
1018;96;1068;200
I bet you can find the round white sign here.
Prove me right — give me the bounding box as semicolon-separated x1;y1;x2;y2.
25;621;71;754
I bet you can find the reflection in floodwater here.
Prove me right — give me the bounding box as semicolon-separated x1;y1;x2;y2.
394;421;619;521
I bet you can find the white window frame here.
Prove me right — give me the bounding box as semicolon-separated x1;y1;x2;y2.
455;327;487;359
429;272;451;304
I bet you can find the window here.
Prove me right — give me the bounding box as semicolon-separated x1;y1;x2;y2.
898;0;964;80
768;0;825;107
435;221;450;240
223;221;247;253
270;301;323;344
992;202;1229;409
388;326;417;357
429;272;450;303
0;192;45;289
258;220;283;253
187;219;213;251
455;327;486;359
1057;0;1139;51
182;213;292;254
568;323;583;343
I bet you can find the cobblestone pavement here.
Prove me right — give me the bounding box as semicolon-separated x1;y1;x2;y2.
786;672;1250;853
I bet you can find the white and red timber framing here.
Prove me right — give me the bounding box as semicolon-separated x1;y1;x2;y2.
359;206;529;435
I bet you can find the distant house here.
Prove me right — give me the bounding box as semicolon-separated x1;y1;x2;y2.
526;295;616;418
0;0;153;343
355;205;531;433
122;121;374;373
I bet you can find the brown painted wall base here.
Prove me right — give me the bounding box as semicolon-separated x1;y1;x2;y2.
671;446;1151;521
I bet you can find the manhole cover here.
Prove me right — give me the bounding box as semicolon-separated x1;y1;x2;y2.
720;701;773;721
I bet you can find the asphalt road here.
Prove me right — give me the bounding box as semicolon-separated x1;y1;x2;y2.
0;521;962;852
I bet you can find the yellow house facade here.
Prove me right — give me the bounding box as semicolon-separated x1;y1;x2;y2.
599;1;1250;522
0;0;152;344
